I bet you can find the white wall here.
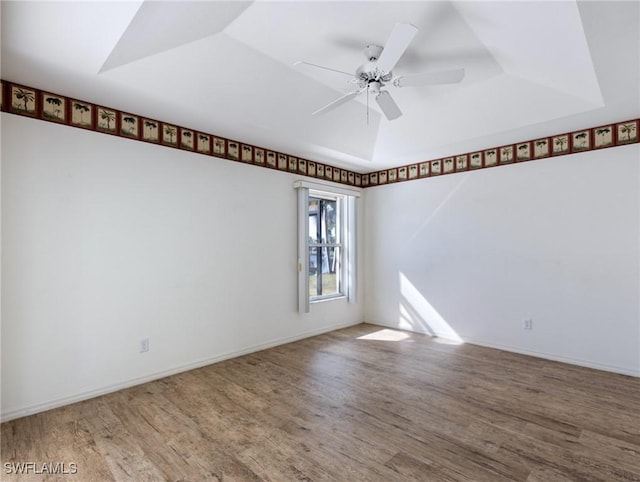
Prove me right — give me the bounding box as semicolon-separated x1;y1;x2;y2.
2;111;638;424
364;144;640;376
1;113;363;421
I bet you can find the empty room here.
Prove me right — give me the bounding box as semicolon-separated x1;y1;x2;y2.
1;1;639;480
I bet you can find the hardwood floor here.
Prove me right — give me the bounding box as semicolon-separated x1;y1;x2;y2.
2;323;640;481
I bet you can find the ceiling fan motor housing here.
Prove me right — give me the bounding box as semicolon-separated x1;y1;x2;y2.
356;45;392;90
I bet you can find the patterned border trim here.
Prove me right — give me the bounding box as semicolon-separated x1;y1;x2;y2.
361;119;639;187
2;80;637;190
0;80;363;188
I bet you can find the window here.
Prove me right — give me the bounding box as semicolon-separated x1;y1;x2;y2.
308;194;342;300
295;181;359;312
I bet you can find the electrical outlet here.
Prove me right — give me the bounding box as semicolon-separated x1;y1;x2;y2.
140;337;150;353
523;319;533;330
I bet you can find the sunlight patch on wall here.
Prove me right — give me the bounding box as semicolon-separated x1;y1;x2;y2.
400;272;463;344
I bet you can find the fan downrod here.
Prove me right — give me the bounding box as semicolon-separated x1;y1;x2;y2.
363;44;383;61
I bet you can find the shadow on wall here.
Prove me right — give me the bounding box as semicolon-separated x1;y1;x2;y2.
399;272;463;344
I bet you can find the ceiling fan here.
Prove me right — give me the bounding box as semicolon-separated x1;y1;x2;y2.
295;23;465;121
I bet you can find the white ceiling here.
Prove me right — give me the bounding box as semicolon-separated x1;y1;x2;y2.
2;1;638;173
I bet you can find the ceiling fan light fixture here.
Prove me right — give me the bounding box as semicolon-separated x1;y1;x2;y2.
296;22;466;121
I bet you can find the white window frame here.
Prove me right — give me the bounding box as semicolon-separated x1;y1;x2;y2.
294;180;360;313
308;191;344;302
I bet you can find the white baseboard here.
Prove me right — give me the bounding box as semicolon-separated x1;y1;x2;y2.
461;336;640;378
0;320;360;423
366;319;640;378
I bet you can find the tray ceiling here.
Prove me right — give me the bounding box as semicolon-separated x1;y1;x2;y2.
1;1;638;172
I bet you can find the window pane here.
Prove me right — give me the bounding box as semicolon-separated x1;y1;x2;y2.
309;247;320;297
323;200;337;244
309;197;337;245
321;247;339;296
308;199;320;244
309;246;340;298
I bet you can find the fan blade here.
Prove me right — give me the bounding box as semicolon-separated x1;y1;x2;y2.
294;61;354;79
312;89;364;116
375;91;402;121
376;23;418;73
394;68;465;88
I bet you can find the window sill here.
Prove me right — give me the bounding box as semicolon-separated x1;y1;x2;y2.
310;294;347;304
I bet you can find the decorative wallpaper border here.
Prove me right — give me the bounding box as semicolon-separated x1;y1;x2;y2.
1;80;637;189
361;119;639;187
0;80;363;188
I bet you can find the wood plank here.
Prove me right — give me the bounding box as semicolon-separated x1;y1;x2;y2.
2;323;639;481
